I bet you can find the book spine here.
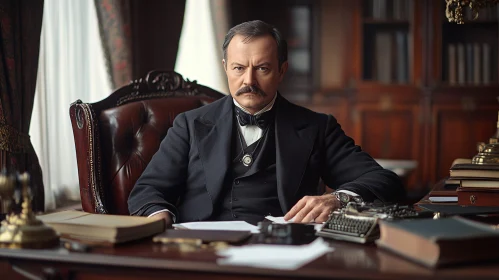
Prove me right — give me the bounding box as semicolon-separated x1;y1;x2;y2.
482;43;491;84
473;43;481;85
376;32;393;83
457;44;466;85
466;43;473;84
395;31;408;83
448;44;457;85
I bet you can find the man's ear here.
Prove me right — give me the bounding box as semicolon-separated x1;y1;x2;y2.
222;59;227;72
278;61;289;82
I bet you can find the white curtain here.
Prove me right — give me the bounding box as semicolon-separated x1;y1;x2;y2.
31;0;112;210
175;0;229;94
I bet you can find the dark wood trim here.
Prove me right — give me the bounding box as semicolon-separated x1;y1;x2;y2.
351;0;363;86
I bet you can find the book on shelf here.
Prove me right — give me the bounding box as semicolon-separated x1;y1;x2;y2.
369;0;410;20
448;44;457;85
375;32;392;83
466;43;474;84
473;43;481;85
395;31;408;83
457;44;466;84
392;0;410;21
37;210;165;243
371;0;387;19
376;216;499;267
482;43;491;84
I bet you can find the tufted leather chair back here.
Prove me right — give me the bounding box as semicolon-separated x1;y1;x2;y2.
69;70;225;214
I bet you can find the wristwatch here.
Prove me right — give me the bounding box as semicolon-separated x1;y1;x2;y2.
332;191;363;208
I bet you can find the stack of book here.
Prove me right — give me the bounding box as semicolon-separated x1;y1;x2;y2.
448;159;499;206
425;159;469;203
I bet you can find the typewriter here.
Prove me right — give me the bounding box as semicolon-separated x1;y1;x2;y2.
317;202;428;244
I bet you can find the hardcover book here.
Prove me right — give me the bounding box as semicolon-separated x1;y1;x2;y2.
450;163;499;179
37;210;165;243
376;216;499;267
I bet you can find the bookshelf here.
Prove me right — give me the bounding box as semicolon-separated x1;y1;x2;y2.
362;0;412;84
355;0;416;86
230;0;499;194
441;10;498;85
428;1;499;186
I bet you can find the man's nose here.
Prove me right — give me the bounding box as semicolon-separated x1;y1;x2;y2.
243;69;256;86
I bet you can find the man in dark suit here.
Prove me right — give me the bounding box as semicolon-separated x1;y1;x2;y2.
128;20;404;227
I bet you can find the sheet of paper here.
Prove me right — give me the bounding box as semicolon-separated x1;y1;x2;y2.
265;216;324;231
217;237;334;270
265;216;292;223
173;221;259;233
429;196;458;203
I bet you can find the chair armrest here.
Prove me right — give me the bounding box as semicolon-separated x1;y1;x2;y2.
69;100;107;214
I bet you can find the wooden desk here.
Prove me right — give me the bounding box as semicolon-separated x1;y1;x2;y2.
1;237;499;280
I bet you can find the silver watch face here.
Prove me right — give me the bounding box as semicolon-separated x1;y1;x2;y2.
338;192;350;203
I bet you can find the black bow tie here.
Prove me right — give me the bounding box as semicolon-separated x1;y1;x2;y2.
235;106;273;129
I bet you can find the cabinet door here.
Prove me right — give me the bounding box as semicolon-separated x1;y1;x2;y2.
428;103;498;183
351;101;422;190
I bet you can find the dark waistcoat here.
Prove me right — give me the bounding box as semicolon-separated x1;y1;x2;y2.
211;120;282;225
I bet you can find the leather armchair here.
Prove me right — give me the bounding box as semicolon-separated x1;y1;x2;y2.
69;70;225;214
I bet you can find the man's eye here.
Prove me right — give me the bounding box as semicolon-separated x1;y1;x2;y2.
258;67;269;72
233;67;244;71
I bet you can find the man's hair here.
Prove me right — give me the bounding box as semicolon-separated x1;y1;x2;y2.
222;20;288;69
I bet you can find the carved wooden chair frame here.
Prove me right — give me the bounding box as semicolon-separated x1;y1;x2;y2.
69;70;225;213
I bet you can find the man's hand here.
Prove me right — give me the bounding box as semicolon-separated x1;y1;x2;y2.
149;211;173;229
284;194;341;223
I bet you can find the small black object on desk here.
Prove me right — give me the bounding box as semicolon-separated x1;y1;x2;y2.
255;221;316;245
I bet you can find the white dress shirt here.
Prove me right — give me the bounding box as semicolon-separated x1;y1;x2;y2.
233;92;277;146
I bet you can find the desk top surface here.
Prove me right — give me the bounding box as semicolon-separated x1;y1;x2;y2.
1;236;499;280
2;182;499;280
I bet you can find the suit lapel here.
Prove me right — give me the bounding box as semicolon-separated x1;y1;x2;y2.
195;96;233;206
275;95;317;213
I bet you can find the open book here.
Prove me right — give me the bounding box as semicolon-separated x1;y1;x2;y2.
37;210;165;243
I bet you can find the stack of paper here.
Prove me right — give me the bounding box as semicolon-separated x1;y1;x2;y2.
217;238;334;270
173;221;260;233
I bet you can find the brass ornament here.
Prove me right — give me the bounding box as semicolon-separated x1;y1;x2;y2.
470;195;477;204
152;236;229;253
446;0;499;24
0;172;59;249
472;105;499;164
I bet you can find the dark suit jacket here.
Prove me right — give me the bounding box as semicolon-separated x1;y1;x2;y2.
128;94;404;222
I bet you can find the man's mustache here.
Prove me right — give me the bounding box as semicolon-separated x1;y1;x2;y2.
235;85;267;97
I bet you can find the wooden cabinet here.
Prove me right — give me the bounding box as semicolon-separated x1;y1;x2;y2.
230;0;499;194
428;1;499;184
428;98;497;183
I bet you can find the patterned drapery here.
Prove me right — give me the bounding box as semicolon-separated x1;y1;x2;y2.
94;0;133;89
210;0;230;55
0;0;45;212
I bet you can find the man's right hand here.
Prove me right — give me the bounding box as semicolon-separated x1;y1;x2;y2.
149;211;173;229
